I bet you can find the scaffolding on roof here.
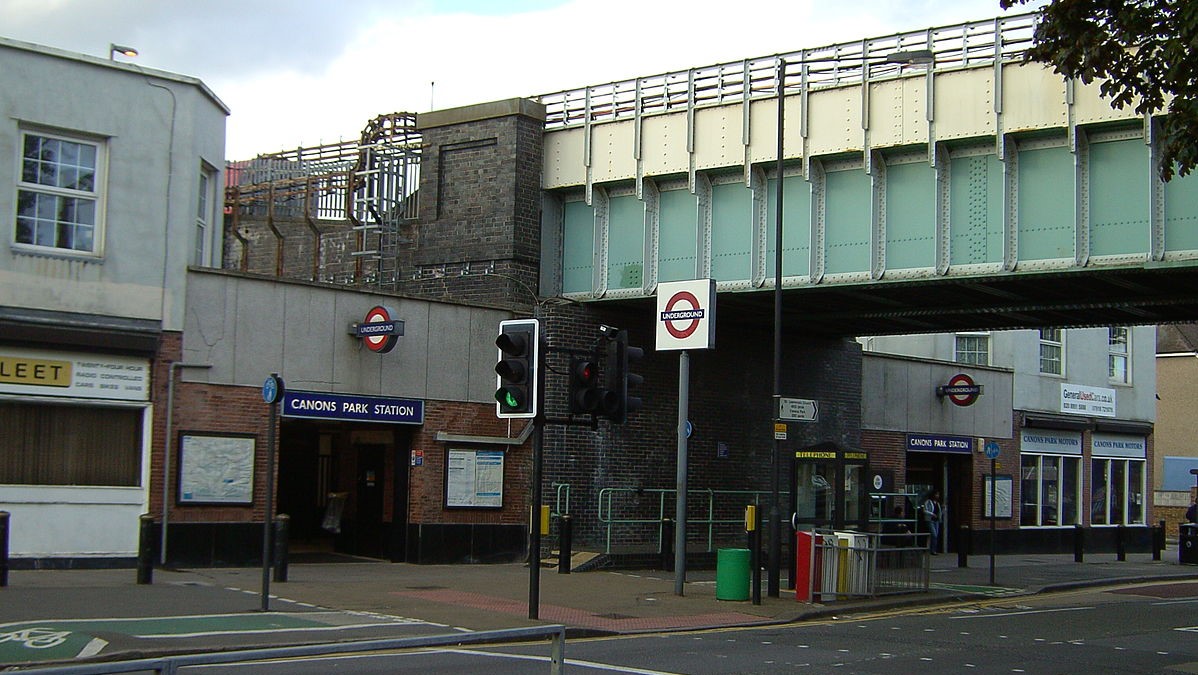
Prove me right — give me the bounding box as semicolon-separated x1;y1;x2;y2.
224;112;421;289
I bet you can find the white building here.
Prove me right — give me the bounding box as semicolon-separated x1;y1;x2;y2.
0;38;228;564
861;326;1155;552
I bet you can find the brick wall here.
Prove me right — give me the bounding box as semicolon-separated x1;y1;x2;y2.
407;400;530;527
400;111;544;310
537;303;863;552
165;376;273;525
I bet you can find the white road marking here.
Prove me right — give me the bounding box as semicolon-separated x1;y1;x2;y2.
76;638;108;659
197;647;687;674
949;607;1093;620
136;622;428;639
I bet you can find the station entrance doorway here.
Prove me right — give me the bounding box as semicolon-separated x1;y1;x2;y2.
277;420;411;561
905;450;973;553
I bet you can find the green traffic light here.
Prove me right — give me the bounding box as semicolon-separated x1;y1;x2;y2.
496;387;523;409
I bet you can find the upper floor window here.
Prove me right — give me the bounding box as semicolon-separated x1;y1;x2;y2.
194;166;214;266
955;332;990;366
1039;328;1063;375
1108;327;1130;384
15;131;105;255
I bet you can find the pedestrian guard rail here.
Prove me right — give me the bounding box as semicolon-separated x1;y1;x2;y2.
16;625;567;675
597;487;773;554
797;529;930;602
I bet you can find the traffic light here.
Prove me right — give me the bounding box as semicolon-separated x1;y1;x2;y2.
494;318;540;419
568;357;600;414
570;355;618;417
604;329;644;424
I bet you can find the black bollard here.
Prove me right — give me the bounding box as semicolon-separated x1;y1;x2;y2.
137;513;155;585
1073;523;1084;563
558;515;573;574
957;525;971;568
1116;524;1126;561
272;514;290;583
1;511;9;587
1154;520;1165;561
660;518;674;572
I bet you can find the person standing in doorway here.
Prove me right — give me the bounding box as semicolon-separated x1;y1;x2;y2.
922;490;943;554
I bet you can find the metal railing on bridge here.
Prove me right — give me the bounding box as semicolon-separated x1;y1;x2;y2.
537;12;1036;129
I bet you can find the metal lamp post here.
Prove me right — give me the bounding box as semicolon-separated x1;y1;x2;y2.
767;47;934;598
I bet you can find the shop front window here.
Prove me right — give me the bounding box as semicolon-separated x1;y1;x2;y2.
1020;455;1039;526
1021;453;1080;527
1091;458;1146;526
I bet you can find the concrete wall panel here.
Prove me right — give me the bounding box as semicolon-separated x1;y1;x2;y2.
932;69;996;141
589;120;636;184
693;106;742;171
640;113;690;178
543;127;587;189
807;88;862;156
1002;65;1068;133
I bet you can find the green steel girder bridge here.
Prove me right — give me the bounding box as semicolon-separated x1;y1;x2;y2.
535;13;1198;337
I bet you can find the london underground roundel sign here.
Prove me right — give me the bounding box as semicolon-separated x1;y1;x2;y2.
358;305;401;354
656;279;716;351
940;373;982;407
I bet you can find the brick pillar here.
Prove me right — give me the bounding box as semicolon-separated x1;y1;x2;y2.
403;99;547;310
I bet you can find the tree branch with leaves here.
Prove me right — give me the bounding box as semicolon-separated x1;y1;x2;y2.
1002;0;1198;180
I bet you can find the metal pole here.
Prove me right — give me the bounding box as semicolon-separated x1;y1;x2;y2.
674;350;690;596
768;57;787;598
1;511;9;587
261;378;279;612
989;457;996;586
529;418;544;619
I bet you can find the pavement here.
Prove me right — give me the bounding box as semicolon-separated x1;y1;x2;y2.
3;548;1198;668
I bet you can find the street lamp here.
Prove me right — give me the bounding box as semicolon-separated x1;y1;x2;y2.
109;43;138;61
768;47;934;598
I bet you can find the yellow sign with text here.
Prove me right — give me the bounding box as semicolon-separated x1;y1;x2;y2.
0;356;71;387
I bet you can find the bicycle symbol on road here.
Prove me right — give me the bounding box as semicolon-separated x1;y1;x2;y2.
0;627;72;649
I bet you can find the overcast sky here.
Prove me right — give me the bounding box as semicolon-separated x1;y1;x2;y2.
1;0;1042;160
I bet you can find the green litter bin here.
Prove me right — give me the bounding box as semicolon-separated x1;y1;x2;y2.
715;548;751;601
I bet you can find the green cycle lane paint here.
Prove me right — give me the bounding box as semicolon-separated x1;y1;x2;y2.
0;611;430;664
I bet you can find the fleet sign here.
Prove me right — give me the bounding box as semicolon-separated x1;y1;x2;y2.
656;279;716;351
283;390;424;424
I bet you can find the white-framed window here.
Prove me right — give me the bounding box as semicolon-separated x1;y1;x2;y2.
1090;457;1145;525
1020;453;1081;527
15;129;105;255
955;332;990;366
194;166;214;266
1108;327;1130;384
1039;328;1064;375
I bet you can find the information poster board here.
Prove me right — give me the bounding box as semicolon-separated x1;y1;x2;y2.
983;474;1013;519
178;433;255;504
445;448;504;508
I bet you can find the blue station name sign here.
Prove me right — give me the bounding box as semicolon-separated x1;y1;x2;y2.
283;390;424;425
906;433;973;454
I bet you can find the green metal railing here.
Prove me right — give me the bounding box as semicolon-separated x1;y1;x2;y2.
597;487;772;554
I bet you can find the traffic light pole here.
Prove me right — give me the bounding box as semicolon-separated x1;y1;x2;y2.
528;327;548;621
528;414;544;620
